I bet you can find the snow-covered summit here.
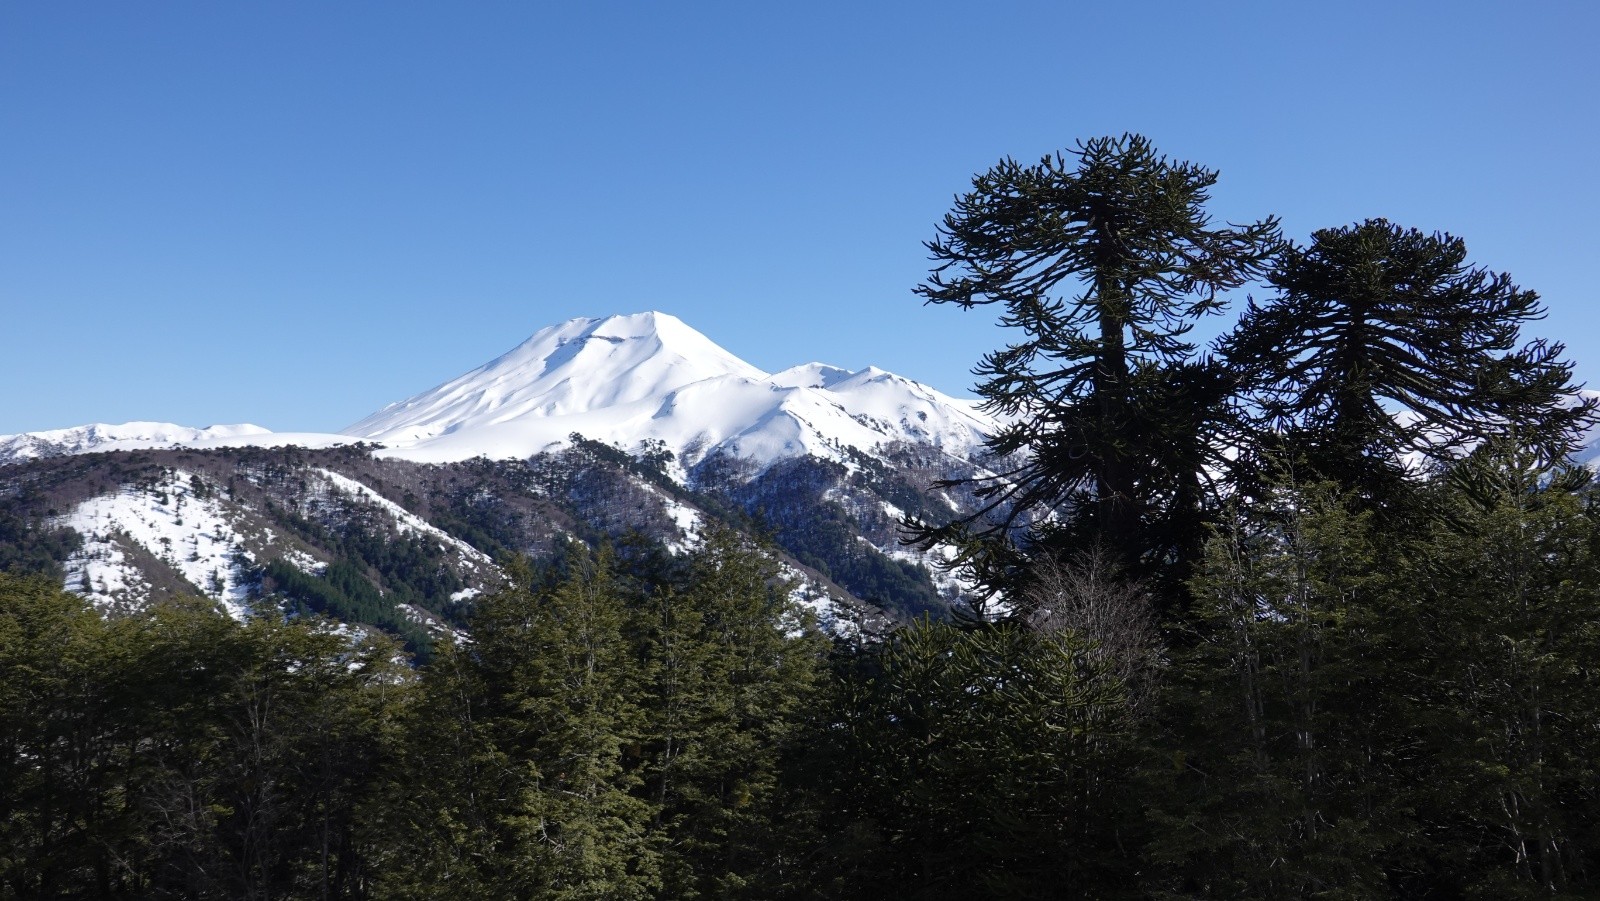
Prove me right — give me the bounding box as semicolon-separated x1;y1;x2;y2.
2;311;998;475
344;311;766;445
344;312;999;470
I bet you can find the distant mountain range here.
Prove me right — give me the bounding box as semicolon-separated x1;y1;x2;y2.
9;311;1600;644
2;312;998;470
0;312;1009;640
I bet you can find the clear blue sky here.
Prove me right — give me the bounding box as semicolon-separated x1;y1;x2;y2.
4;2;1597;435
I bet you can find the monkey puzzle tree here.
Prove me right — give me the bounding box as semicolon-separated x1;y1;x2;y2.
911;134;1281;602
1222;218;1595;505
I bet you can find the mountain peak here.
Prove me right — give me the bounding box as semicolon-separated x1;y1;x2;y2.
337;311;998;469
2;311;1000;475
583;310;689;339
341;312;766;445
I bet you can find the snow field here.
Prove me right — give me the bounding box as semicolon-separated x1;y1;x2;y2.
60;469;259;618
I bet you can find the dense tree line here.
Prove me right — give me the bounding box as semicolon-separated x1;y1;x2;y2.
6;134;1600;897
0;579;408;899
15;460;1593;899
0;528;839;900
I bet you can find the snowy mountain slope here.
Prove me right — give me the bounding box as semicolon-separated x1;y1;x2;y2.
59;468;297;619
344;311;999;472
5;442;887;637
313;468;496;575
28;451;519;622
1;312;995;478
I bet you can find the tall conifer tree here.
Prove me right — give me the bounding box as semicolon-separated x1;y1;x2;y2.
641;527;826;899
377;548;659;900
912;134;1281;602
1222;218;1595;503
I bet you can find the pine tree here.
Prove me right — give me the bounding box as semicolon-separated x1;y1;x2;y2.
911;134;1281;603
367;638;505;900
816;619;1139;900
1398;445;1600;894
1154;482;1408;897
1222;218;1595;504
375;547;659;900
640;527;826;899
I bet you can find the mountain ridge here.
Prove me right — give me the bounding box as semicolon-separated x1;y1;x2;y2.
0;311;1000;633
2;311;998;477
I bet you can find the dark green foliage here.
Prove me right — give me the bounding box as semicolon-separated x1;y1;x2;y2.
766;505;942;620
0;574;410;900
0;508;80;579
1223;218;1596;503
1399;446;1600;894
639;528;828;899
373;532;830;900
1148;457;1600;896
725;457;946;619
425;491;521;558
805;619;1142;900
276;506;465;621
259;558;434;660
375;547;661;900
911;133;1282;604
1153;484;1409;897
0;573;119;899
567;433;682;495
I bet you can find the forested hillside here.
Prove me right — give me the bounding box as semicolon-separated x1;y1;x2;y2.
5;134;1600;898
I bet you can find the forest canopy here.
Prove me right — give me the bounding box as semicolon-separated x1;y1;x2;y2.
4;135;1600;899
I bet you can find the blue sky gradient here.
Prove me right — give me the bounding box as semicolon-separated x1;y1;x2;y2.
3;2;1597;433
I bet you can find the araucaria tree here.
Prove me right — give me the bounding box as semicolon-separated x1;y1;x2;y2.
912;133;1281;600
1222;218;1596;503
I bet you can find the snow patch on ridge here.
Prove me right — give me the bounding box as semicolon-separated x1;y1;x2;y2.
58;470;256;618
0;422;359;466
314;469;495;571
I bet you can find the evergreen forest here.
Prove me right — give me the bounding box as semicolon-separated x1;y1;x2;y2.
5;134;1600;898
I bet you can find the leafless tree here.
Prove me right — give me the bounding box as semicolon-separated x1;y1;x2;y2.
1023;544;1161;709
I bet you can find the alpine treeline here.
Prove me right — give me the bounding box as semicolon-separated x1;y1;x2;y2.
5;133;1600;898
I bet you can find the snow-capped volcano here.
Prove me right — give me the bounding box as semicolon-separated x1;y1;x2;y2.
344;312;766;445
2;311;1000;623
0;311;997;475
343;311;998;471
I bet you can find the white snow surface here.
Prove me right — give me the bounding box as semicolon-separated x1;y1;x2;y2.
344;311;999;471
58;470;257;618
655;490;704;554
0;422;358;464
2;312;997;476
